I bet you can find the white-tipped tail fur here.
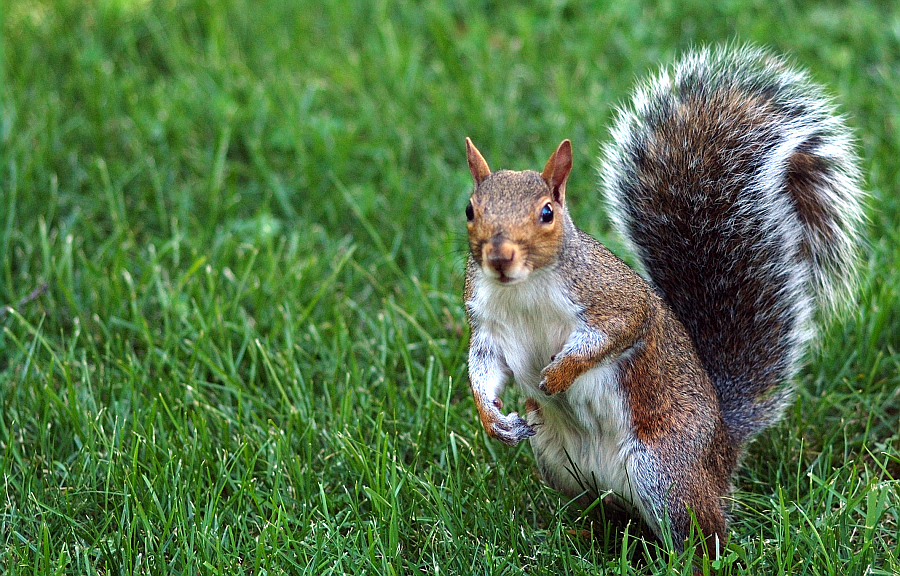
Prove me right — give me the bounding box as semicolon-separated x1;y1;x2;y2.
600;45;865;442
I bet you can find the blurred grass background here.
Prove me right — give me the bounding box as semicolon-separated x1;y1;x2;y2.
1;0;898;574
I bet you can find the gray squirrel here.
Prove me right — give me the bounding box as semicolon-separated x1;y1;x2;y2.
462;45;864;554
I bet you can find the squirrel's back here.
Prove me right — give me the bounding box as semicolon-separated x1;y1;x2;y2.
601;45;865;444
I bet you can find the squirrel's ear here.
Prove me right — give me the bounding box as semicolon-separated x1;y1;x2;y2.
541;139;572;203
466;138;491;185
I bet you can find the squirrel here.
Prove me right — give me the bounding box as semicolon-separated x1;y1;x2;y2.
462;45;864;556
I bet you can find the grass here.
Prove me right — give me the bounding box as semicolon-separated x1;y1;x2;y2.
1;0;898;573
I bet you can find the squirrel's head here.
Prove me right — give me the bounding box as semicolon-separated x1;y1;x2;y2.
464;138;572;285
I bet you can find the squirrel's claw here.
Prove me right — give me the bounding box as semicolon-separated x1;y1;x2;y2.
489;412;535;446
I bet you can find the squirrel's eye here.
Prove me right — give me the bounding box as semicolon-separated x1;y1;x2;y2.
539;203;554;224
465;201;475;222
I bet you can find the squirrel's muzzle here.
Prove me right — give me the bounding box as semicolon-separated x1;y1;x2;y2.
482;238;525;282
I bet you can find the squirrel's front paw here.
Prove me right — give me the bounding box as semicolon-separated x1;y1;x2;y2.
539;356;575;395
489;412;535;446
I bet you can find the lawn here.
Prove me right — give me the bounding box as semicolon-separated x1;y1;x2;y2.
1;0;898;574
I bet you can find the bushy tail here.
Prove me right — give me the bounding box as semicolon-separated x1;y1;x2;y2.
601;45;865;444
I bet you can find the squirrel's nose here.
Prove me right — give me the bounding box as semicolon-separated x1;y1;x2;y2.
484;240;518;275
487;251;514;270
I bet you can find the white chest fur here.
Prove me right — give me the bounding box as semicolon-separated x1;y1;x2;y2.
468;269;639;509
469;269;579;395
